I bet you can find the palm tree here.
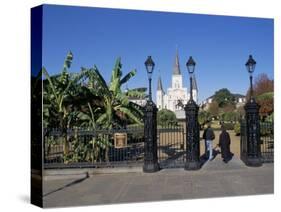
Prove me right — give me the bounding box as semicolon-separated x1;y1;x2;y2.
83;57;144;128
74;103;111;162
43;54;144;162
43;51;86;158
76;58;144;162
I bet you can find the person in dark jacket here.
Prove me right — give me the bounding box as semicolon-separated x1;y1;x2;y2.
202;123;215;160
202;128;208;159
218;125;233;163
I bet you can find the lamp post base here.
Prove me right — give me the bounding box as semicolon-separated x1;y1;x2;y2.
184;161;201;170
143;162;160;173
244;157;262;167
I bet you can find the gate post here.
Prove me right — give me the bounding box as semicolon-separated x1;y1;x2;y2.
243;100;262;167
143;100;159;173
184;99;201;170
184;56;200;170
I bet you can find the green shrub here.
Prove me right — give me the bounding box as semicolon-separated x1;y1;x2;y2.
222;122;234;130
157;109;177;126
234;122;240;135
260;122;273;136
221;112;239;122
265;113;274;122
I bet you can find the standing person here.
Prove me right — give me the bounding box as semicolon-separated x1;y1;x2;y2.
203;123;215;161
218;125;233;163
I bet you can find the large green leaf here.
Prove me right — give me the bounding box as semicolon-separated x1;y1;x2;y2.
116;92;129;106
42;67;59;104
96;113;108;126
120;69;137;85
92;66;110;96
117;107;142;125
63;51;73;69
111;57;122;83
77;112;91;121
126;87;146;98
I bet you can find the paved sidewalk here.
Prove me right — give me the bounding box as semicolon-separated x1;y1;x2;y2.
43;157;274;208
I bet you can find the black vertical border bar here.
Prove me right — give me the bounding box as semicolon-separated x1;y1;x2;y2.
31;5;43;208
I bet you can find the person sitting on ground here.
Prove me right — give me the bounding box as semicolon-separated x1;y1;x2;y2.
218;125;234;163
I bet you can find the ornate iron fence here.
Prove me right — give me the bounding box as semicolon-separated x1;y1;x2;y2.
260;121;274;163
44;126;144;169
240;121;273;163
44;124;188;169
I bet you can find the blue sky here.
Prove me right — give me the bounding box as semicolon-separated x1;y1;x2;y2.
42;4;274;102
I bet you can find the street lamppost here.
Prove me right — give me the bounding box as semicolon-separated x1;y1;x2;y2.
186;56;196;100
243;55;262;167
184;56;200;170
145;56;155;101
246;55;256;102
143;56;159;172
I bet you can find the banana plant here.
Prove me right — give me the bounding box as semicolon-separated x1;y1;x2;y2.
125;87;147;99
76;103;102;162
88;57;144;128
43;51;87;161
75;58;144;162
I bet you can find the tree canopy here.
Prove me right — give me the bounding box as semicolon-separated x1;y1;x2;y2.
157;109;177;126
208;101;219;117
246;73;274;117
213;88;235;107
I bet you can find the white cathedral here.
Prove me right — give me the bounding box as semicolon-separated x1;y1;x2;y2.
156;50;198;119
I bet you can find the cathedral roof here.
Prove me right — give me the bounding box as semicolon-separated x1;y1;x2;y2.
157;76;163;91
173;49;181;75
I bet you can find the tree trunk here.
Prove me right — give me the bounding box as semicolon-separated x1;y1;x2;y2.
105;107;112;162
104;135;110;162
59;112;69;162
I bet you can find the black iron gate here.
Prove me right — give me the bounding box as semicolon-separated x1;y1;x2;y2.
157;124;186;168
240;120;274;163
260;121;274;163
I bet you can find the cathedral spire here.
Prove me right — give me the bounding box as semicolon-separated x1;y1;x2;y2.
157;76;163;91
173;48;181;75
192;74;198;91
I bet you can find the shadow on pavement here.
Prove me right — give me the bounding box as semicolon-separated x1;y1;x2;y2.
200;148;221;167
43;173;89;197
223;152;234;163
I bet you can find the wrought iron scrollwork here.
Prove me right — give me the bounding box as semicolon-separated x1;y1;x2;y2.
243;100;262;166
184;99;200;170
143;100;159;172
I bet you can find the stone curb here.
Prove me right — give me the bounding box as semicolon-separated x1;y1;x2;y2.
43;166;143;180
